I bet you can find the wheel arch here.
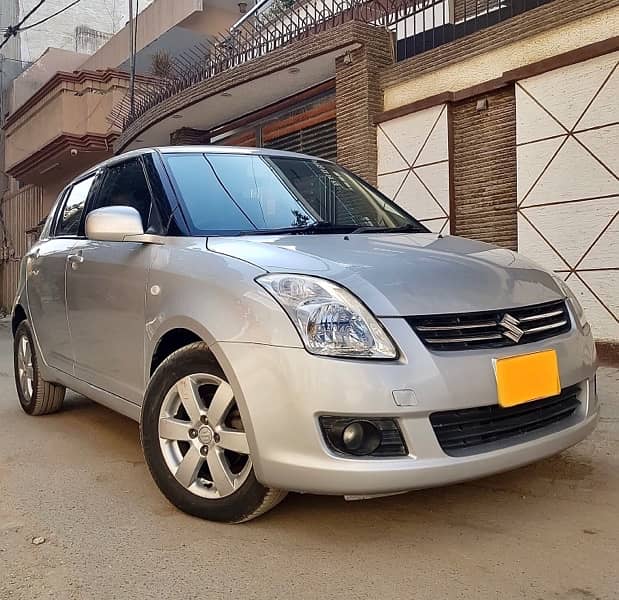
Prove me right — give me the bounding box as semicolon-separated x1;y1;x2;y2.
145;319;257;457
12;304;27;336
146;323;254;436
150;327;208;376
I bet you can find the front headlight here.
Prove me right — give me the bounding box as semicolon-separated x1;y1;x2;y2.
257;274;397;359
554;276;588;329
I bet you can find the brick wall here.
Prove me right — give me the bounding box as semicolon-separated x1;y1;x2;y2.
452;86;517;249
335;29;393;186
170;127;210;145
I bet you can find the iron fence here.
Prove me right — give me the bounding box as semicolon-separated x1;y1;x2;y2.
394;0;554;60
118;0;555;130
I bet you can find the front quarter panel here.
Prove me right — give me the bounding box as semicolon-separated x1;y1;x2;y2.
12;252;29;319
144;238;302;381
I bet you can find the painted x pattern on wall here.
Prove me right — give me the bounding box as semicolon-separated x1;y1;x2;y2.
377;104;450;234
516;51;619;341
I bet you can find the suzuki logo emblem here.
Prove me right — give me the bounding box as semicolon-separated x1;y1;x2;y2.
499;313;525;343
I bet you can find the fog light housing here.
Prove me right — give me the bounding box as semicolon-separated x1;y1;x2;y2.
320;417;407;457
341;421;381;454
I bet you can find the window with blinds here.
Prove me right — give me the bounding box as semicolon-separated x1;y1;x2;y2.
264;119;337;162
215;92;337;162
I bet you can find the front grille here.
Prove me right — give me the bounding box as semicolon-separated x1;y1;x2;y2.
430;385;581;456
407;300;570;351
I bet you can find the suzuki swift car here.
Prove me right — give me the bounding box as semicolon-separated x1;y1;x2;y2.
13;147;598;523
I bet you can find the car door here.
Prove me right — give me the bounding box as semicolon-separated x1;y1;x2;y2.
65;157;157;404
26;176;96;374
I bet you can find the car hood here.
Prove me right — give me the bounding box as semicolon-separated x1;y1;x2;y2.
207;233;564;316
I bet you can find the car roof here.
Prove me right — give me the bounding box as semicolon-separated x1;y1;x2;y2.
71;145;326;185
157;145;320;160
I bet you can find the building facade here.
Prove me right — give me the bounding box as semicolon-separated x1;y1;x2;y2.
1;0;242;308
2;0;618;358
18;0;154;61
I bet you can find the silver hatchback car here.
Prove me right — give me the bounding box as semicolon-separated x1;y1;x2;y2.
13;147;598;522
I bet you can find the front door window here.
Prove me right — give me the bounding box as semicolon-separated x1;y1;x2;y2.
88;159;153;229
55;176;95;237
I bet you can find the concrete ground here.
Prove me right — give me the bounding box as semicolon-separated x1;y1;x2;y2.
0;321;617;600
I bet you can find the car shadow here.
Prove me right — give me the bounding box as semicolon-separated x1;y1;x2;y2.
52;391;598;535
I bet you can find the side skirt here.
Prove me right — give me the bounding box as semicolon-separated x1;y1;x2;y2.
42;364;141;422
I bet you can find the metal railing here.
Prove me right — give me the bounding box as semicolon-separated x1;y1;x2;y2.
113;0;372;129
393;0;554;60
116;0;555;131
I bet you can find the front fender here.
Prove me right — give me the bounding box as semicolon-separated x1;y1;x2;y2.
144;239;303;382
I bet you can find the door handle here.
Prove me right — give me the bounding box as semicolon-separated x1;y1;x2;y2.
67;252;84;270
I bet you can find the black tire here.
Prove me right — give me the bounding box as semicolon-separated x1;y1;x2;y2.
140;342;287;523
14;320;66;416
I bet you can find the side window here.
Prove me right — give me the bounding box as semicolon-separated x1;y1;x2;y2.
91;159;153;229
56;176;96;237
40;189;68;239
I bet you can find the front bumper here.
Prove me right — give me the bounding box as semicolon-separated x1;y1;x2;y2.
213;318;598;495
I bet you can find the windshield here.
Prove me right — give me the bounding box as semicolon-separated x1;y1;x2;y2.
163;152;427;235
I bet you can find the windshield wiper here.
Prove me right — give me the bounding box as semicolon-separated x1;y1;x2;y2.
239;221;358;236
350;223;428;234
234;221;428;236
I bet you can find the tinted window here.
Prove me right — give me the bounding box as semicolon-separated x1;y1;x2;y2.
91;159;153;228
56;176;95;236
271;158;407;227
41;189;67;239
142;153;176;234
164;153;425;235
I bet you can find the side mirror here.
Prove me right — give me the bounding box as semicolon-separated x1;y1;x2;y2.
85;206;144;242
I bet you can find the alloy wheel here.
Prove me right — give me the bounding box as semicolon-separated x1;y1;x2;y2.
158;373;251;499
16;334;33;404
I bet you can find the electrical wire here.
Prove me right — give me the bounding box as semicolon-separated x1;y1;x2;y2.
0;0;48;51
18;0;83;32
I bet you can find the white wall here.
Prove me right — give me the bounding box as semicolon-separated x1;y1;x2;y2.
376;104;451;234
18;0;154;61
516;51;619;342
79;0;213;72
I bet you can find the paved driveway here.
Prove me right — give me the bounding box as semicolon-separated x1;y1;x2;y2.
0;320;617;599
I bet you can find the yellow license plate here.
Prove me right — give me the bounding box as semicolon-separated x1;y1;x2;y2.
494;349;560;408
